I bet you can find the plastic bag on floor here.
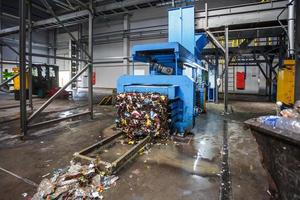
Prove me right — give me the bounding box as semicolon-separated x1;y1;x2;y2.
31;179;55;200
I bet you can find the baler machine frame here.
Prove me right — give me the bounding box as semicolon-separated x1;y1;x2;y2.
117;6;208;135
74;5;208;175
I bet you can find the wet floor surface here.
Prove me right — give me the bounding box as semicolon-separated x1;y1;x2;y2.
0;101;274;200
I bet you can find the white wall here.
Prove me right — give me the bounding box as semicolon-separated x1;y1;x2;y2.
1;30;49;72
56;6;168;88
218;63;269;95
93;38;166;88
54;4;274;91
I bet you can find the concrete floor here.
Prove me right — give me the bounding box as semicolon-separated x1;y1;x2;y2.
0;92;275;200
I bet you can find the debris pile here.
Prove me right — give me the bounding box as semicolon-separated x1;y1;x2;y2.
115;92;170;139
277;101;300;119
31;161;118;200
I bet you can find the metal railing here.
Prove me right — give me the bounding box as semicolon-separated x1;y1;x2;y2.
2;0;95;137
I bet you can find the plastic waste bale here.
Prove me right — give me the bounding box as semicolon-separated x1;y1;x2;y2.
115;92;170;140
257;115;300;133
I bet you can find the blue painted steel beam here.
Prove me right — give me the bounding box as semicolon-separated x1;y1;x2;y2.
132;42;202;75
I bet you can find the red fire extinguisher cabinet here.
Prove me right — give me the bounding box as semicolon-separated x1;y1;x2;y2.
236;72;245;90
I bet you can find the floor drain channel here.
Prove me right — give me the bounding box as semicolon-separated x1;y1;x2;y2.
220;121;231;200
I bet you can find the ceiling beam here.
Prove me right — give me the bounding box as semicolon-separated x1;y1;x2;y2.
30;1;51;14
0;0;289;37
195;0;288;30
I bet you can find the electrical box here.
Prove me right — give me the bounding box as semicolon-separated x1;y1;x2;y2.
277;59;295;105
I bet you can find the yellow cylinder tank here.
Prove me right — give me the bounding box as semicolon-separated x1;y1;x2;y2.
277;59;295;104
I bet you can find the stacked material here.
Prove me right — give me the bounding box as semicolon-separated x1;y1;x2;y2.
280;100;300;119
31;161;118;200
115;92;170;139
277;100;300;118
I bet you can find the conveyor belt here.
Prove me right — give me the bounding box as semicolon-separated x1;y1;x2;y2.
74;132;151;175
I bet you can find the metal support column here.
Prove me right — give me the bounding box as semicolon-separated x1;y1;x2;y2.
263;54;274;101
215;55;219;104
278;36;285;68
224;26;229;113
79;24;83;66
268;61;272;101
28;0;33;111
123;14;130;75
295;0;300;100
88;0;94;119
0;0;2;83
0;44;2;83
77;24;81;75
19;0;27;136
47;32;50;64
53;29;57;64
204;3;208;30
288;0;295;57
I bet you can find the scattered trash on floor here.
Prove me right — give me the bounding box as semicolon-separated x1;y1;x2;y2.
31;161;119;200
115;93;170;140
131;169;140;175
94;112;104;117
21;193;28;198
41;173;50;178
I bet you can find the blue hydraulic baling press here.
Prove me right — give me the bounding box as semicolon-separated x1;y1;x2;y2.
117;6;208;135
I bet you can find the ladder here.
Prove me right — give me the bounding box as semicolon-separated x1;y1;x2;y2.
70;40;79;90
228;66;235;92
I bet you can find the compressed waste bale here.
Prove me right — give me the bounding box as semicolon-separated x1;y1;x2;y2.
115;92;170;139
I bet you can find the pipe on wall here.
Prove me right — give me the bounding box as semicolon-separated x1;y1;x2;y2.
295;0;300;100
288;0;295;57
19;0;27;136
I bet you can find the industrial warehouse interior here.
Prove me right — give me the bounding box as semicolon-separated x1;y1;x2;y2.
0;0;299;199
